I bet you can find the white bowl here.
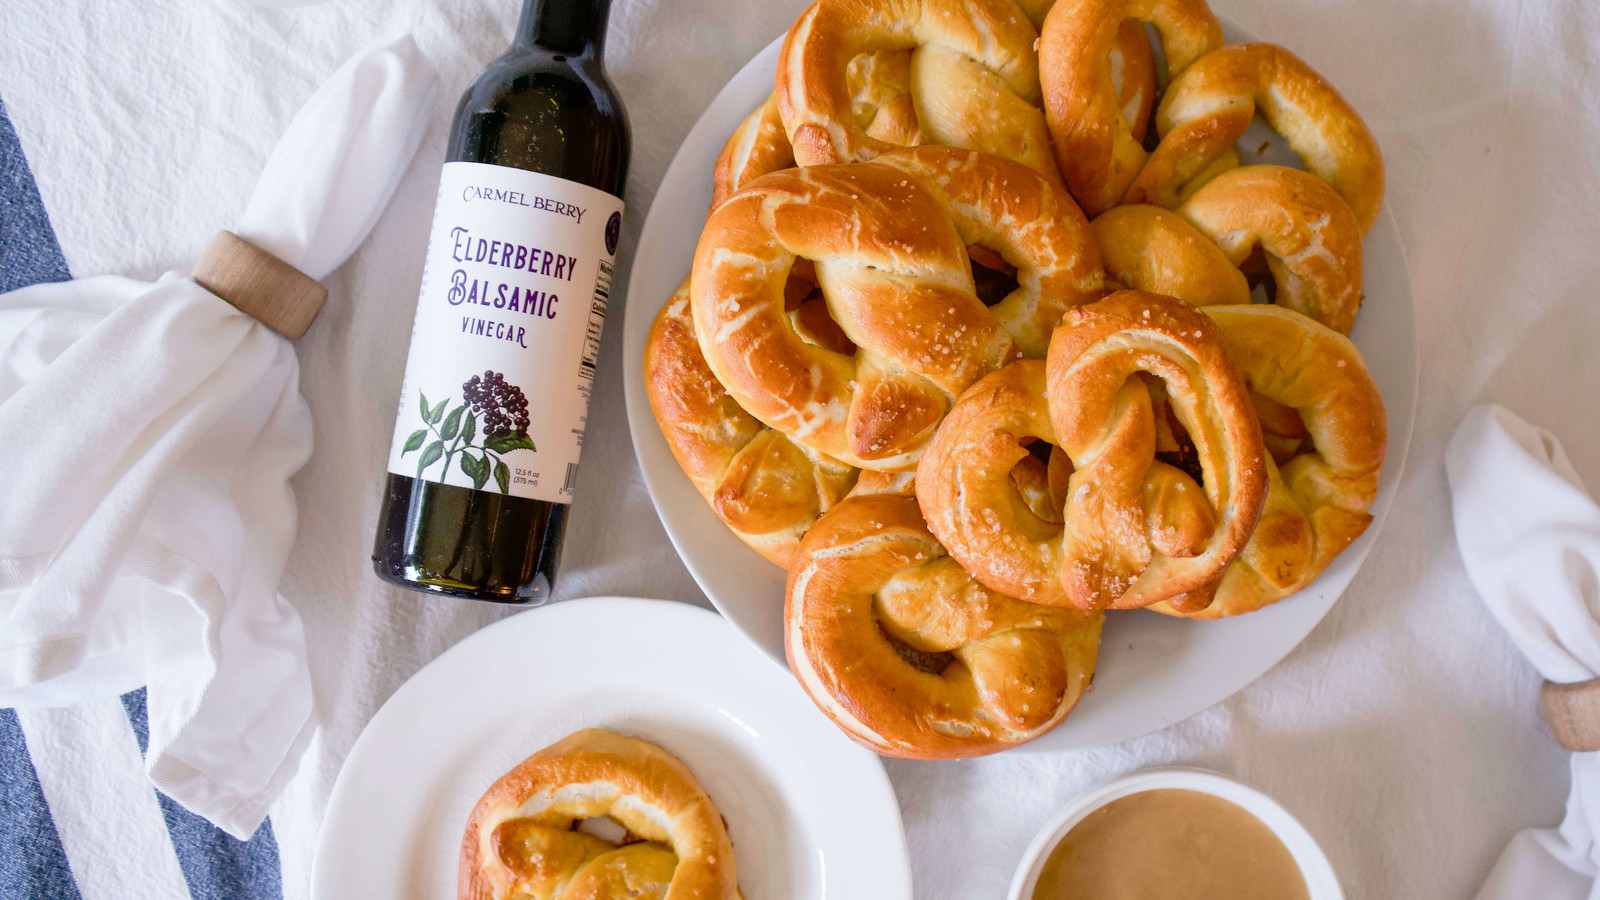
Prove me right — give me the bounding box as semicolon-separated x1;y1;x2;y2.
1008;767;1343;900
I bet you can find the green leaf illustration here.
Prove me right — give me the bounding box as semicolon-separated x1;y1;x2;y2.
461;412;476;447
459;453;489;489
485;432;537;455
494;459;510;494
428;399;447;425
401;429;426;454
440;405;465;441
418;392;430;423
417;440;444;477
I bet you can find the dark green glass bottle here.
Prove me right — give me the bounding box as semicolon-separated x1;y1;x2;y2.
373;0;630;604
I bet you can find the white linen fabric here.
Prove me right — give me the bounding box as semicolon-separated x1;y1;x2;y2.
0;34;437;839
2;0;1599;896
1448;404;1600;900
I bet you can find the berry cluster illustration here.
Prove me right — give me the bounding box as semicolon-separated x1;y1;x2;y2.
463;371;531;435
401;370;537;494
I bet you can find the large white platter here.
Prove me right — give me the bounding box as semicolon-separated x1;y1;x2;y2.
311;597;912;899
620;26;1417;752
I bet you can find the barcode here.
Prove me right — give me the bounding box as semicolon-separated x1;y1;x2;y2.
579;260;611;381
562;462;580;495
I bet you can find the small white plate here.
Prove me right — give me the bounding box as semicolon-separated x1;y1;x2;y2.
621;21;1417;752
309;596;912;900
1007;767;1343;899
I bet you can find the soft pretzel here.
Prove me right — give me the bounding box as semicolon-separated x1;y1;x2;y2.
1177;165;1365;334
873;147;1104;355
778;0;1066;185
786;489;1101;759
692;146;1103;470
1126;43;1386;232
1039;0;1224;215
711;56;927;214
1150;305;1385;618
916;291;1267;610
646;282;858;566
710;95;795;213
1091;204;1250;308
459;729;738;900
1093;166;1365;333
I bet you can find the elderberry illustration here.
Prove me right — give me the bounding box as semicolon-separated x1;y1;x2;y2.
463;371;530;435
400;370;537;494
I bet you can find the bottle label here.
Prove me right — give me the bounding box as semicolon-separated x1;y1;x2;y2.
387;161;625;504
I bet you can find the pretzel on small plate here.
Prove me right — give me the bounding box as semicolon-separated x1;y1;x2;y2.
916;291;1267;611
459;729;738;900
1095;165;1365;333
786;478;1101;759
1040;0;1224;215
646;282;857;567
1125;42;1386;232
1150;305;1386;618
692;146;1103;470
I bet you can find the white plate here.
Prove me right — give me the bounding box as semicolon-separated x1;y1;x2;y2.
1007;767;1343;899
310;596;912;899
621;23;1417;752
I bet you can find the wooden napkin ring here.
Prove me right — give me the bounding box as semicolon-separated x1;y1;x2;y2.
1541;679;1600;752
193;230;327;340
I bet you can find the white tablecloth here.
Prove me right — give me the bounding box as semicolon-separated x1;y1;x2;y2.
4;0;1598;895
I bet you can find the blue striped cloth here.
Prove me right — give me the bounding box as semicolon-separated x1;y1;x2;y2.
0;95;286;900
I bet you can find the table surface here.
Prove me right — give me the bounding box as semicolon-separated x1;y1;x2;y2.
3;0;1599;896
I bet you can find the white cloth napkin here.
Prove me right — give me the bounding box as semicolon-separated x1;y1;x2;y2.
1448;404;1600;900
0;34;438;839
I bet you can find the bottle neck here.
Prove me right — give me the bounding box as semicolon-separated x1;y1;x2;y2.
514;0;612;58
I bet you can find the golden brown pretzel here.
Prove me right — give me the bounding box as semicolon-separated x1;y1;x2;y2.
1126;43;1386;232
1091;204;1250;308
710;62;923;214
646;282;858;567
916;291;1267;610
777;0;1063;184
1151;305;1386;618
691;147;1103;470
459;729;738;900
710;95;795;213
1039;0;1224;215
873;147;1105;355
786;490;1101;758
1176;165;1365;334
1093;166;1365;333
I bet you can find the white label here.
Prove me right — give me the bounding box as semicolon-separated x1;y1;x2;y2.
387;161;624;504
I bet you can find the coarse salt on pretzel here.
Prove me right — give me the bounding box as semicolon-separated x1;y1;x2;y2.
1126;42;1386;232
459;729;738;900
646;282;857;567
917;291;1267;610
691;147;1102;470
786;488;1101;759
778;0;1065;185
1151;305;1385;618
1176;165;1365;334
1039;0;1223;216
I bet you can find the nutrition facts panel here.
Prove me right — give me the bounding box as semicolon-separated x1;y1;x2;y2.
579;259;610;384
